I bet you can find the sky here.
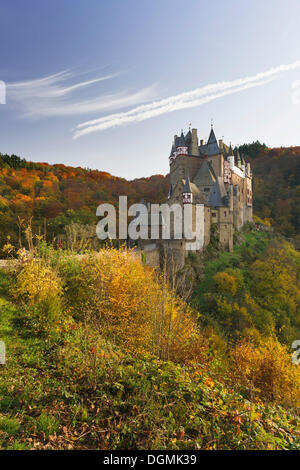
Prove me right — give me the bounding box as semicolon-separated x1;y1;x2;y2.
0;0;300;179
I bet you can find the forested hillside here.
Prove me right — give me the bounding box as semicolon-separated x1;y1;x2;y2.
0;143;300;251
239;142;300;247
0;153;169;250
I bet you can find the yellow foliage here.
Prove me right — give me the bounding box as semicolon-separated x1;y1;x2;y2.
75;248;212;364
231;336;300;407
12;260;63;334
13;260;62;304
213;272;238;296
250;244;300;317
253;214;271;227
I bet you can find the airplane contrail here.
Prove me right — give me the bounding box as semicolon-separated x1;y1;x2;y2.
73;60;300;139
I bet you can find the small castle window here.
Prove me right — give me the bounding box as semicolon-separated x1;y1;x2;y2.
212;213;216;218
224;211;227;216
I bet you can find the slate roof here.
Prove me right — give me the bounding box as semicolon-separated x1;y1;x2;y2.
199;128;220;156
183;176;192;193
185;130;192;142
193;160;216;187
175;131;186;148
208;177;227;207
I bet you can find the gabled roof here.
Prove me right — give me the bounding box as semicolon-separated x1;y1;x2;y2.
193;160;216;188
208;177;227;207
199;128;220;156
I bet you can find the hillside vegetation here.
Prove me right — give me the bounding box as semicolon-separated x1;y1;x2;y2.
0;153;169;250
0;143;300;252
239;142;300;247
0;230;299;450
191;229;300;345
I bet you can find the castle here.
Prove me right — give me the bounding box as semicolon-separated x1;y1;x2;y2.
138;124;253;268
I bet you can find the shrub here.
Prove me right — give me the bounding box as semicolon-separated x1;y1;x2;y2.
213;272;238;296
231;336;300;407
11;260;63;335
63;249;216;365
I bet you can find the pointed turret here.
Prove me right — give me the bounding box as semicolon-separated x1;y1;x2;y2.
185;129;192;143
176;131;186;148
182;176;193;204
199;125;220;156
207;127;217;145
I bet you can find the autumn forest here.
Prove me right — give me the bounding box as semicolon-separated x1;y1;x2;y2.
0;143;299;450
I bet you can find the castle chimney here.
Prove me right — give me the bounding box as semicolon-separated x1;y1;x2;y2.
219;139;223;148
200;139;204;146
191;128;199;156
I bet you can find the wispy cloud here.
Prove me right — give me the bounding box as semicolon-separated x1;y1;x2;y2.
6;70;156;118
73;60;300;139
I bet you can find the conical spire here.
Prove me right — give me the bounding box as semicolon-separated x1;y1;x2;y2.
176;131;186;147
185;129;192;142
183;175;192;193
207;127;217;145
182;175;193;204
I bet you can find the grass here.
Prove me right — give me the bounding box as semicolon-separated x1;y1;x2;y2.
0;417;20;436
36;414;60;438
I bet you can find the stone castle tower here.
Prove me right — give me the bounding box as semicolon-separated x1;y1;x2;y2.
139;124;253;268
